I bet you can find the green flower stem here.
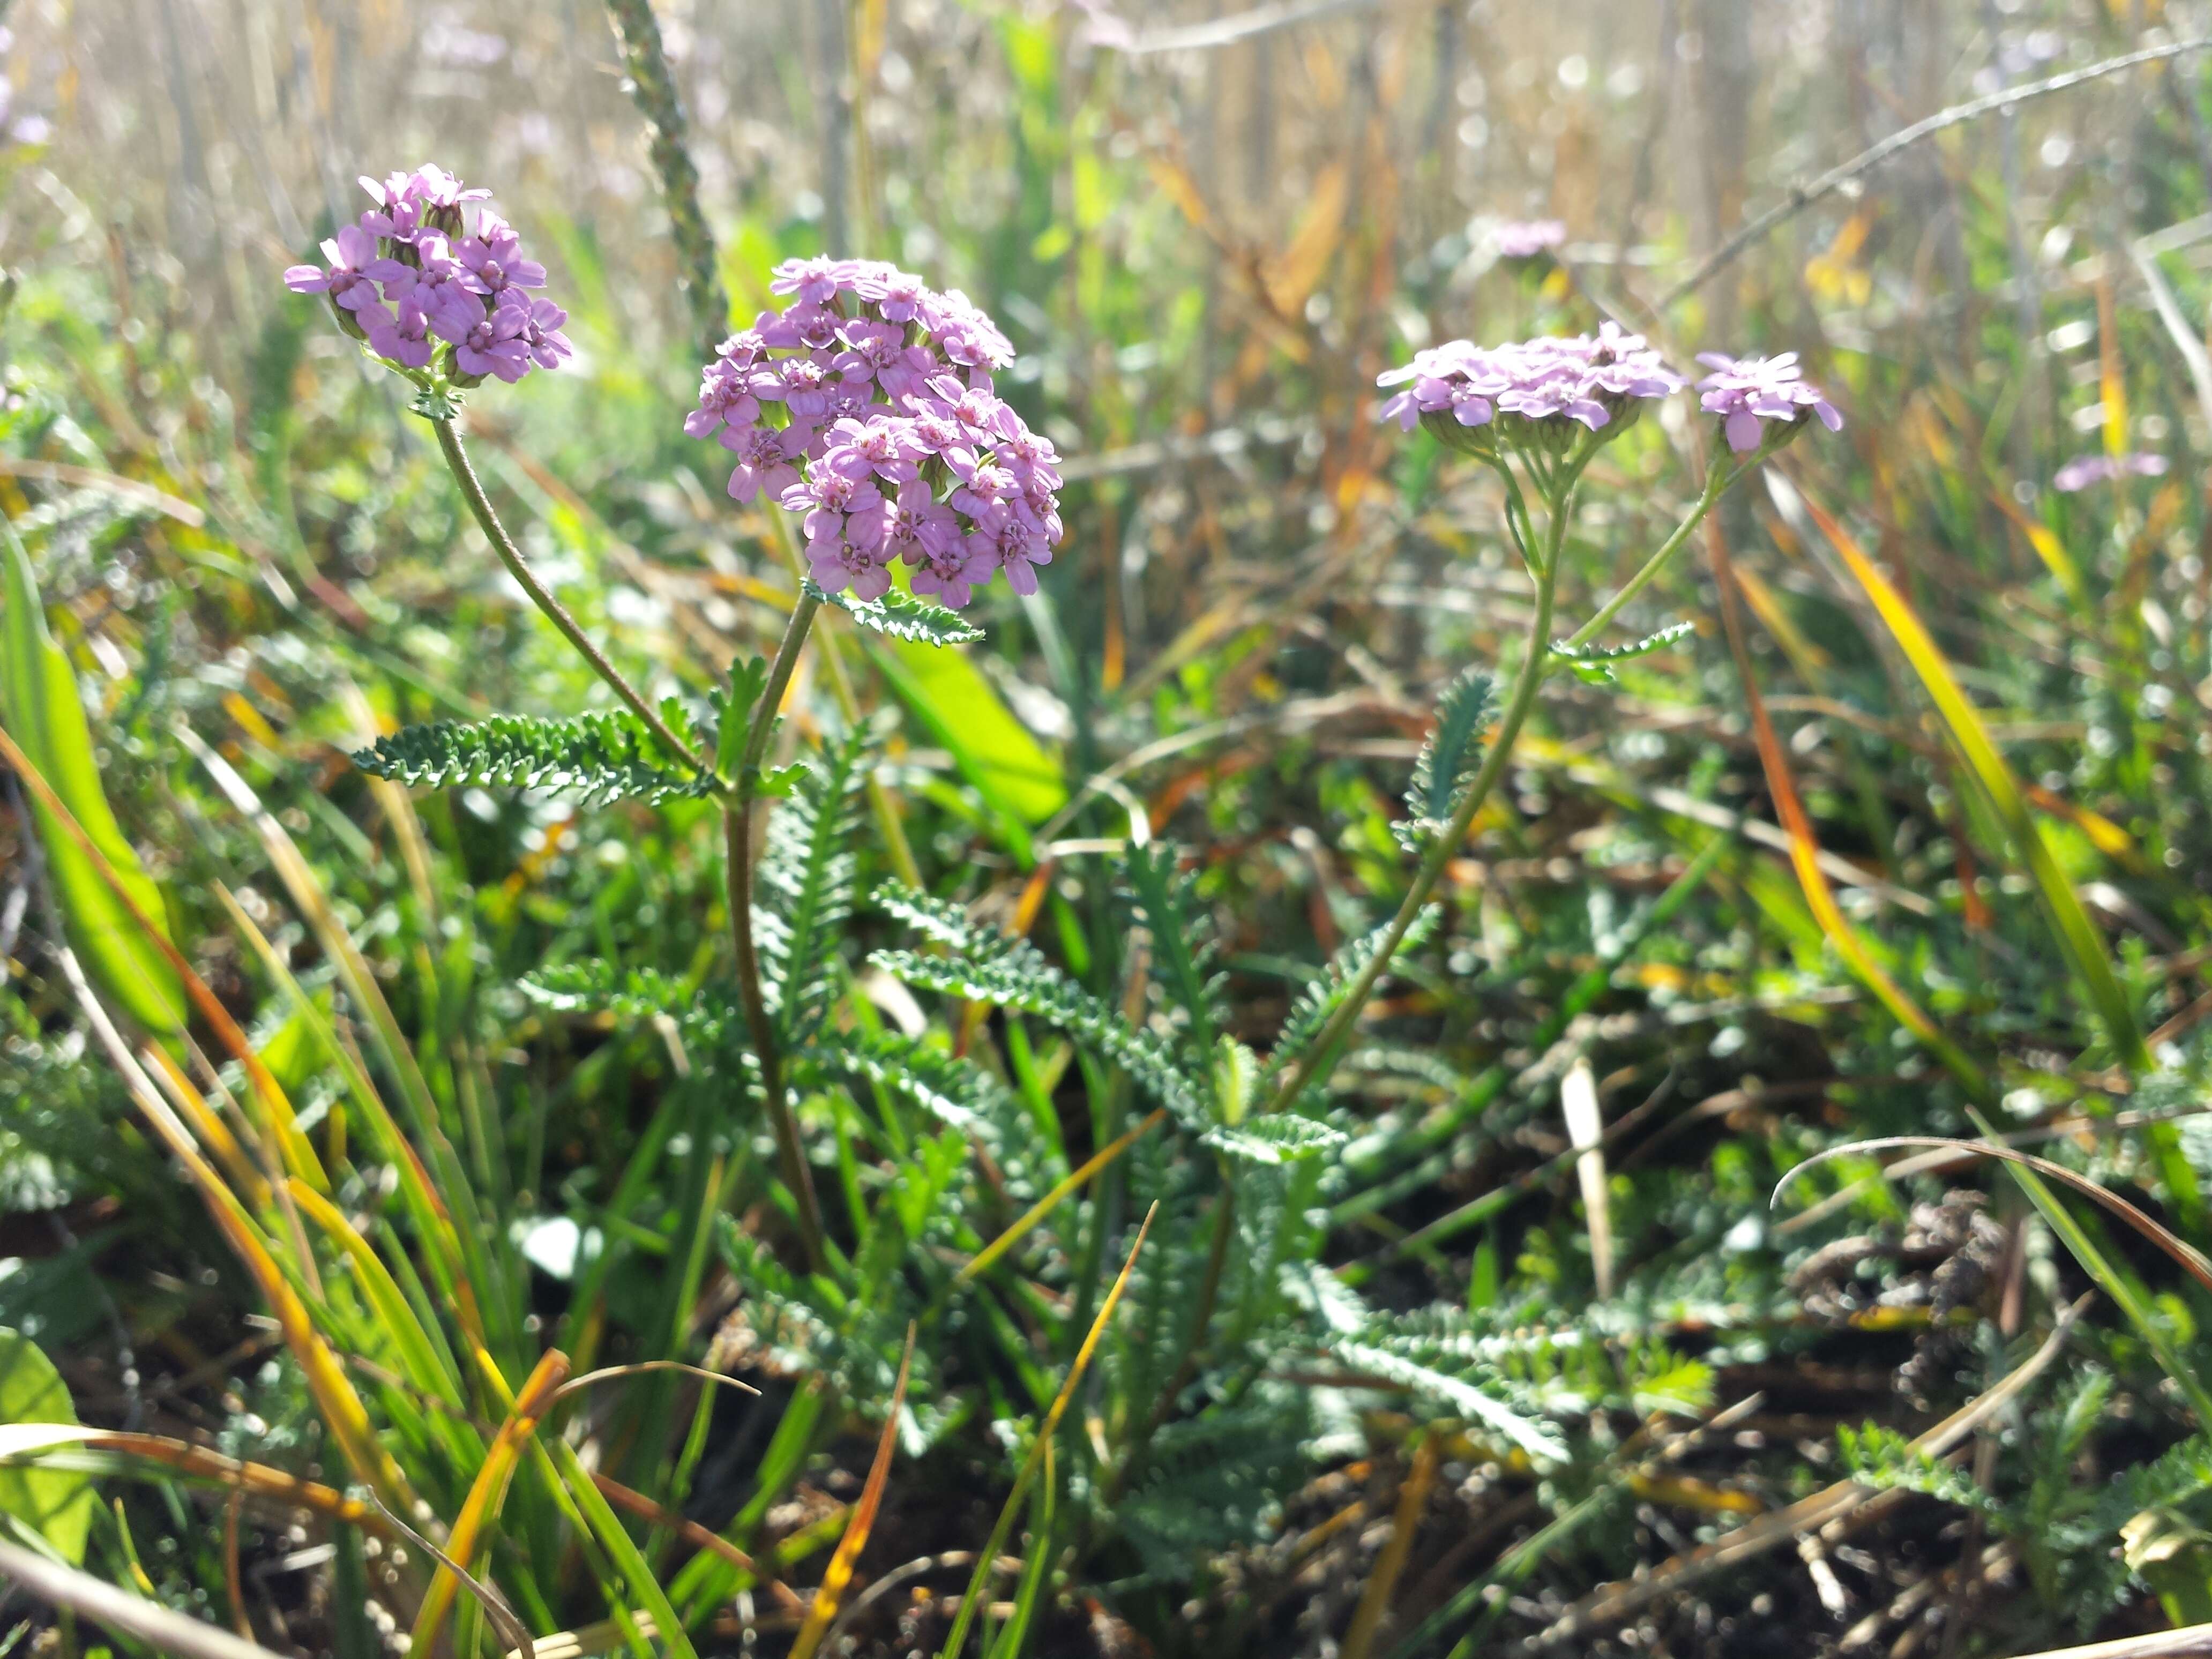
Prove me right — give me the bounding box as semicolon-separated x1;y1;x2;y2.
1261;499;1566;1119
1560;459;1733;653
760;510;924;890
727;589;829;1277
430;417;706;772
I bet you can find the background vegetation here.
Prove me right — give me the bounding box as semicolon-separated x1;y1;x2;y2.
4;1;2212;1655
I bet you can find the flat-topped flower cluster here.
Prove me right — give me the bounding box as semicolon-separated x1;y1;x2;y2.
285;165;571;387
1378;323;1685;437
689;257;1063;608
1379;324;1845;458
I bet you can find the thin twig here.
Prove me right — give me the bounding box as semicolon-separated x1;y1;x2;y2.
1098;0;1381;55
1658;37;2212;309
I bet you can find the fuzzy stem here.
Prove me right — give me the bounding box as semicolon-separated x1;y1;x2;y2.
727;591;829;1276
1261;491;1568;1119
761;510;923;888
431;418;705;772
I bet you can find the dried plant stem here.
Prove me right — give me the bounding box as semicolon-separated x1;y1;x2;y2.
1658;36;2212;309
728;588;829;1276
1261;502;1565;1118
602;0;729;360
431;419;704;771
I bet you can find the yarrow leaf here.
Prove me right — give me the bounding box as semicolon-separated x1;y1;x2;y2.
806;580;986;647
1202;1117;1347;1165
870;881;1205;1126
1401;669;1497;845
1262;906;1442;1084
355;713;711;806
1549;621;1695;684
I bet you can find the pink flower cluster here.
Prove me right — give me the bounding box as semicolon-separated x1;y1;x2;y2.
284;165;570;387
691;257;1063;608
1494;219;1567;259
1378;323;1685;435
1694;352;1843;453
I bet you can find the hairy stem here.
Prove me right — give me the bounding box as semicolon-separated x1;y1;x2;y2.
728;591;829;1276
431;418;705;771
761;510;923;888
1261;500;1566;1118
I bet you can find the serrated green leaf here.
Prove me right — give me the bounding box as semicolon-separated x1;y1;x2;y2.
355;713;713;805
1262;906;1441;1083
0;519;184;1039
1212;1037;1260;1127
809;579;986;647
0;1328;94;1564
1202;1116;1344;1164
1400;669;1497;847
716;654;771;782
1331;1337;1568;1462
1549;621;1695;664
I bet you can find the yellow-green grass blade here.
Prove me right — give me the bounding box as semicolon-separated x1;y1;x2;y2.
1800;489;2150;1072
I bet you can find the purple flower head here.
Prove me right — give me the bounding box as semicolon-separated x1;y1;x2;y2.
364;297;438;370
451;297;532;384
285;165;567;394
514;295;573;370
1494;219;1567;259
360;165;488;241
823;415;925;485
771;256;860;307
808;532;898;601
722;423;806;504
1378;328;1683;452
685;255;1059;609
1695;352;1843;454
2052;452;2169;493
781;469;884;549
285;223;408;314
687;357;762;439
455;212;547;298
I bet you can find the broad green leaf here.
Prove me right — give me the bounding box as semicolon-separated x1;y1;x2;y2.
0;518;184;1038
0;1328;95;1564
872;639;1066;838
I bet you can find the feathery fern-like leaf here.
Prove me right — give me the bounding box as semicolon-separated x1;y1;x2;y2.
869;884;1204;1125
757;727;872;1042
1262;906;1441;1083
1548;620;1694;680
1202;1117;1346;1165
808;579;986;647
1125;842;1223;1059
1402;667;1497;839
355;714;712;805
